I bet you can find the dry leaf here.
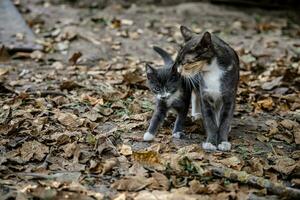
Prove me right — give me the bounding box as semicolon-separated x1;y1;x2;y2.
261;76;283;90
257;97;274;111
280;119;298;130
111;176;151;191
20;141;49;162
102;157;118;175
56;112;79;128
128;163;148;176
0;68;9;76
69;51;82;65
60;80;81;90
150;172;170;190
294;129;300;144
272;156;297;175
0;46;10;62
119;144;132;156
188;179;207;194
218;156;243;170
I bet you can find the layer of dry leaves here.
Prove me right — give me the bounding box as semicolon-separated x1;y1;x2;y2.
0;0;300;199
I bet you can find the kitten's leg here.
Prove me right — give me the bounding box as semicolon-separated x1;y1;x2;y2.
217;96;235;151
144;108;167;141
201;95;219;151
191;91;202;121
172;105;189;139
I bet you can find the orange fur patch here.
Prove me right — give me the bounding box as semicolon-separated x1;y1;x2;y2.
180;60;209;77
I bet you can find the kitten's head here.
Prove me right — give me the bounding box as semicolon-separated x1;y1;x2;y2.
175;26;215;76
146;47;181;100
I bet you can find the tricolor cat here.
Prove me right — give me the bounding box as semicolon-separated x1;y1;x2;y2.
175;26;240;151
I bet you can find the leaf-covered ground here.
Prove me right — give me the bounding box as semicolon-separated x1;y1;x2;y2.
0;1;300;199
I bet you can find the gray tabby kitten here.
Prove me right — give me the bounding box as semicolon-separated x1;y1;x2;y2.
174;26;239;151
143;47;192;141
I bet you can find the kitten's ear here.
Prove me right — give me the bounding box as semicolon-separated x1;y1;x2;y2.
146;63;156;76
180;26;194;42
153;46;174;66
199;31;212;48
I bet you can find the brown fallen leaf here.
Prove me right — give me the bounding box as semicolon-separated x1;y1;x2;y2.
207;182;225;194
188;179;207;194
111;176;151;191
134;190;203;200
261;76;283;90
218;156;243;171
30;50;44;61
256;97;274;111
60;80;81;90
0;45;10;62
272;156;297;175
0;68;9;76
119;144;132;156
20;141;49;162
55;111;79;128
81;94;104;106
149;172;170;190
68;51;82;65
244;157;264;177
294;128;300;145
102;157;118;175
280;119;298;130
128;163;148;177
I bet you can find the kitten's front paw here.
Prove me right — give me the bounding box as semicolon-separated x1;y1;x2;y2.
143;132;155;141
202;142;217;151
217;142;231;151
172;132;183;139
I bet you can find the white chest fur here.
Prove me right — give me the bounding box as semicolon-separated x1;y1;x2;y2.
202;58;223;101
166;89;182;107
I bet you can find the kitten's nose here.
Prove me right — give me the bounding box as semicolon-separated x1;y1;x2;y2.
161;92;171;100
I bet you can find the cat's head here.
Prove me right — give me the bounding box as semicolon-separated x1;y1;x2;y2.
146;47;181;100
175;26;215;76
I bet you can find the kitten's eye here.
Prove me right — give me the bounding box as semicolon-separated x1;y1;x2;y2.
153;87;160;92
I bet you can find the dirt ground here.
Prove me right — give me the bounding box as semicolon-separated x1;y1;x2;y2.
0;0;300;199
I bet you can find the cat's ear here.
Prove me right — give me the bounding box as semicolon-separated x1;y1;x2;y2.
199;31;212;49
146;63;156;78
153;46;174;66
180;26;194;42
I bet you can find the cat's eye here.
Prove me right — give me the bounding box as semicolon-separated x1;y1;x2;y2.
153;87;160;92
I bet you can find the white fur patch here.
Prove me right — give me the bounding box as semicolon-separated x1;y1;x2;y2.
172;132;183;139
202;142;217;151
191;91;201;119
202;58;223;101
202;58;223;126
217;142;231;151
166;90;182;107
143;132;155;141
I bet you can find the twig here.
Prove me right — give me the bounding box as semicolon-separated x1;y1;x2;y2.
209;166;300;199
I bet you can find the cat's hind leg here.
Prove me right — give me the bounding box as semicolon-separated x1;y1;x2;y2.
217;95;235;151
172;104;189;139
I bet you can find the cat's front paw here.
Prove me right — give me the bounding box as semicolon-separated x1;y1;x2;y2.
172;131;183;139
202;142;217;151
217;142;231;151
143;132;155;141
